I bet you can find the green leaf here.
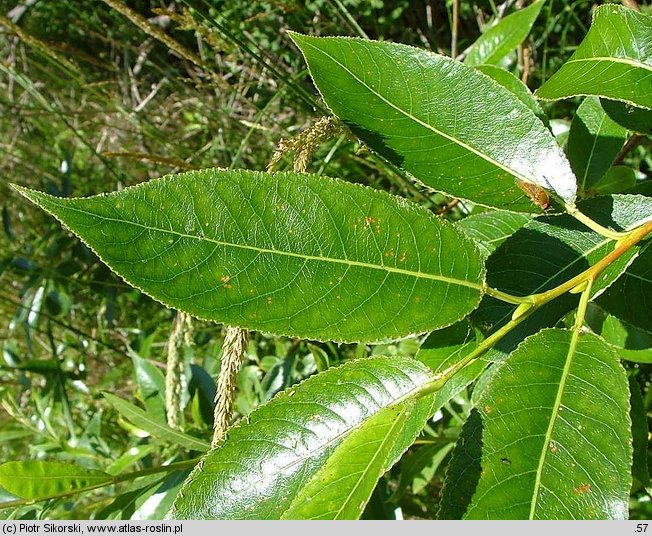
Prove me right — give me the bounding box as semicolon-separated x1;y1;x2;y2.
307;343;329;372
290;34;576;211
416;320;488;415
472;194;652;361
602;99;652;134
188;364;217;427
590;311;652;363
592;166;637;197
465;329;631;519
537;5;652;109
416;320;478;373
130;352;167;424
0;461;111;500
96;476;166;520
103;393;209;452
168;356;435;519
133;470;191;520
464;0;546;67
627;180;652;198
394;442;454;498
0;430;32;443
0;487;19;506
567;97;627;196
550;119;571;149
597;244;652;334
261;355;295;402
438;409;483;519
475;65;549;128
629;377;649;486
280;396;433;519
459;210;532;257
106;445;154;476
13;170;485;344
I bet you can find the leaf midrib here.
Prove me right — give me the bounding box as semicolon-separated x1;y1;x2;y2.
333;402;412;519
529;331;581;519
299;38;535;185
217;368;432;516
4;473;110;482
580;112;608;192
566;56;652;72
42;197;484;292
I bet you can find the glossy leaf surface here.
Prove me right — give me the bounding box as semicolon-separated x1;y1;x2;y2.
14;170;485;343
537;5;652;109
463;329;631;519
464;0;546;67
0;461;111;500
131;353;167;424
475;65;548;127
281;396;433;519
280;322;486;519
169;356;434;519
291;34;576;211
567;97;627;196
459;210;532;257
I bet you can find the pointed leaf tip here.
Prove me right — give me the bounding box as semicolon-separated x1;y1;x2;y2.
20;169;485;343
292;36;577;209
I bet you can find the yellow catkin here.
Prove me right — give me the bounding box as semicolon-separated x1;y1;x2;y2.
267;116;346;173
212;327;248;446
165;312;191;429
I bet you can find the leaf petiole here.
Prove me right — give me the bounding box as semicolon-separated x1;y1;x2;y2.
420;302;539;398
419;218;652;401
530;218;652;305
484;286;536;305
565;203;629;240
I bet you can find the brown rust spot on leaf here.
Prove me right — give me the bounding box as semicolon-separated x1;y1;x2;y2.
363;216;379;230
573;483;591;495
